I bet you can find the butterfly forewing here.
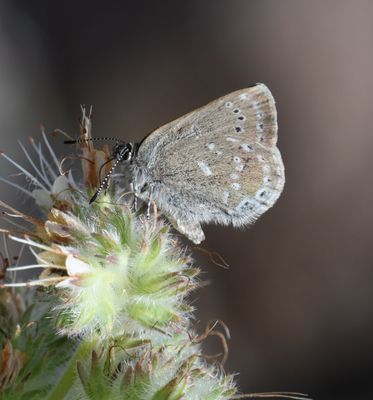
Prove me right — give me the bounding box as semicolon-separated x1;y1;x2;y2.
136;83;284;226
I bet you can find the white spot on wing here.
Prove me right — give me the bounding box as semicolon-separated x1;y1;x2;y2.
226;137;239;143
240;144;254;153
256;189;267;200
239;93;248;100
231;182;241;190
197;161;212;176
222;191;230;204
230;173;239;180
255;187;279;207
257;123;264;132
235;164;244;172
207;142;215;150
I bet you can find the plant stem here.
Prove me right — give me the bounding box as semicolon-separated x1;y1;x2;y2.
46;340;91;400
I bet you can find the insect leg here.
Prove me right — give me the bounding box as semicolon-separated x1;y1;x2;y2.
146;185;155;220
130;182;138;211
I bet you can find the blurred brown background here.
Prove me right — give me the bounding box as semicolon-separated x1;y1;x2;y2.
1;1;373;399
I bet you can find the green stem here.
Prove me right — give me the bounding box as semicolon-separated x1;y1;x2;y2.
47;340;91;400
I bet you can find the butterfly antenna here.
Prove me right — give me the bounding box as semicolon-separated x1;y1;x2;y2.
64;137;125;145
89;157;123;204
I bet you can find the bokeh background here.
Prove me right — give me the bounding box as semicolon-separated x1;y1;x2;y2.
1;1;373;399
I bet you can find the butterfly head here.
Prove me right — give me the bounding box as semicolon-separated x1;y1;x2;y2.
112;142;135;162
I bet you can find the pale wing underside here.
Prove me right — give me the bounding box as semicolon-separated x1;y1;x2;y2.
136;83;285;232
138;83;278;163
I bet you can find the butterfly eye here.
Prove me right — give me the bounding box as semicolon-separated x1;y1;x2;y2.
115;144;133;161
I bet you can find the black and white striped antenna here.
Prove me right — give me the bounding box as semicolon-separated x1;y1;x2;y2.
65;137;133;203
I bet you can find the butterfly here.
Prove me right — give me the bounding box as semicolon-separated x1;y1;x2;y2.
66;83;284;244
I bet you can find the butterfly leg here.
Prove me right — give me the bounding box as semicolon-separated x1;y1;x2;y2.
146;184;155;220
130;182;138;211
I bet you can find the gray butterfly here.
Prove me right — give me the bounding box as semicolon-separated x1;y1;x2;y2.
66;83;285;244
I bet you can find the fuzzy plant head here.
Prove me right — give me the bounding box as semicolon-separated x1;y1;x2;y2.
73;332;236;400
0;108;199;341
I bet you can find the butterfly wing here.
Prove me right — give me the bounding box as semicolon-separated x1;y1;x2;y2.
136;83;284;242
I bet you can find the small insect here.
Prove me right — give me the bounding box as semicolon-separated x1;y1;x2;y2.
65;83;285;244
